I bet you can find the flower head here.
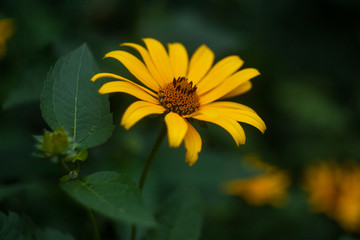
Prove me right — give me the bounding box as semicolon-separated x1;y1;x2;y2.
303;160;360;232
224;155;290;207
91;38;266;165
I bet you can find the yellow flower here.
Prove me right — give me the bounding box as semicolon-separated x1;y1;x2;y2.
0;18;15;59
336;167;360;232
224;156;290;207
91;38;266;165
303;162;338;214
303;161;360;232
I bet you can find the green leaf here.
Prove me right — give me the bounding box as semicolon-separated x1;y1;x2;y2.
147;186;203;240
72;149;88;162
61;171;156;226
0;211;75;240
0;211;35;240
36;228;75;240
41;43;114;149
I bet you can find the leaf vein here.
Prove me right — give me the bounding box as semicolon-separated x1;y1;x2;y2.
73;47;85;141
75;180;125;213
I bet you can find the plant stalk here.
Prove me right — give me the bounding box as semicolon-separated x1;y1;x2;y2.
138;124;166;191
86;208;100;240
131;124;167;240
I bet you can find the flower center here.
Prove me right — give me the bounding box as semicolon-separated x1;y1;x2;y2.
158;77;200;116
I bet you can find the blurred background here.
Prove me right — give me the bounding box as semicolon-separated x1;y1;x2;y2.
1;0;360;239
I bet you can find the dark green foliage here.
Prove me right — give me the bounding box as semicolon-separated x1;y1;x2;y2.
61;171;156;226
1;0;359;239
148;186;202;240
0;211;75;240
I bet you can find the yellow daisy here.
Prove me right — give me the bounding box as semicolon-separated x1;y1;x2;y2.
224;155;290;207
91;38;266;165
224;172;290;207
303;161;360;232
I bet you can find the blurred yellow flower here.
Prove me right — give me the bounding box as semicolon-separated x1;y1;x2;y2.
224;155;290;207
303;161;360;232
92;38;266;165
0;18;15;59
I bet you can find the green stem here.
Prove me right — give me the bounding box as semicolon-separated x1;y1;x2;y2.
138;124;166;191
86;208;100;240
130;224;136;240
131;124;167;240
60;157;70;171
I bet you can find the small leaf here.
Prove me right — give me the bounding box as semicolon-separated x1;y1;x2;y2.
41;43;114;149
61;171;156;226
147;186;203;240
72;149;88;162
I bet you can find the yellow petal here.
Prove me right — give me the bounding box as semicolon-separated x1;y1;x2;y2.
121;42;166;86
224;172;290;207
197;56;244;95
184;122;202;166
92;72;158;104
99;81;159;104
206;101;257;113
193;114;245;146
187;45;214;85
186;106;219;119
91;72;157;97
143;38;173;84
221;81;252;99
121;101;165;129
104;51;160;91
168;43;188;78
200;102;266;133
164;112;188;148
200;68;260;105
220;110;265;133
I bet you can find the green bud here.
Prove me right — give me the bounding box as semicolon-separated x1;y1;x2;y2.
35;127;87;179
41;127;69;156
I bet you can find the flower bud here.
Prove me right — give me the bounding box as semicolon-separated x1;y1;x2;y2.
41;127;69;156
